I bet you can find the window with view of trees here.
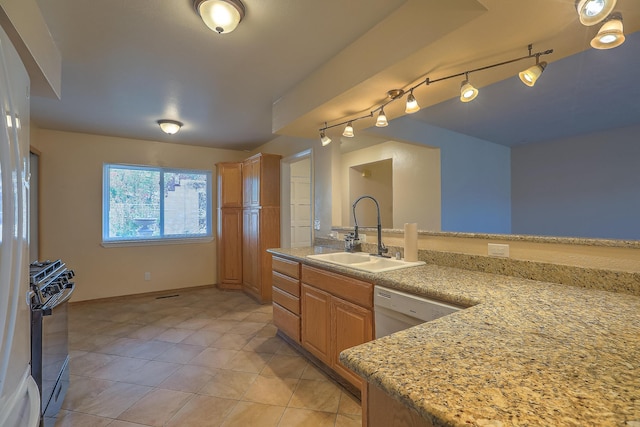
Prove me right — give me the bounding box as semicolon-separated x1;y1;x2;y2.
103;164;212;242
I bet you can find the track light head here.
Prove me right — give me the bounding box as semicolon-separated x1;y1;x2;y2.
519;61;547;87
405;91;420;114
320;131;332;146
460;79;478;103
591;13;625;49
576;0;617;26
343;122;354;138
375;109;388;127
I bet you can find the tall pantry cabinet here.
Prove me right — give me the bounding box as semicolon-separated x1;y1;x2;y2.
216;162;244;289
242;153;281;303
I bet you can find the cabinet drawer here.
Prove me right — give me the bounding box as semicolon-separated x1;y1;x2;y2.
302;265;373;308
273;303;300;342
273;286;300;315
272;256;300;279
272;271;300;297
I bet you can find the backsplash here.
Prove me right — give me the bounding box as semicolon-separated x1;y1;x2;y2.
314;236;640;297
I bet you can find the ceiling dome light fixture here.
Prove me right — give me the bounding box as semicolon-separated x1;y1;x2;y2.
576;0;616;26
194;0;245;34
342;122;354;138
590;13;625;49
157;119;183;135
405;90;420;114
375;108;388;127
460;75;478;103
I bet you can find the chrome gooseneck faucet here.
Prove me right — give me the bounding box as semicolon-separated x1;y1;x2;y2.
352;195;389;257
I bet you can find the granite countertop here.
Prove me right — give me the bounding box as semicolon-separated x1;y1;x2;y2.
268;247;640;427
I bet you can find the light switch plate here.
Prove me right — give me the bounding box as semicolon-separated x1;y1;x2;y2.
488;243;509;257
314;219;321;230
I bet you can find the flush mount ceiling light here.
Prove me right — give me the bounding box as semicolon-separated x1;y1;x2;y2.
460;75;478;103
194;0;245;34
576;0;617;26
591;13;625;49
157;119;183;135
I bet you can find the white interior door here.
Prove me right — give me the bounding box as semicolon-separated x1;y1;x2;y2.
289;157;312;248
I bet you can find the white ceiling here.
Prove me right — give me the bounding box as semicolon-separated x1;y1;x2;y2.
31;0;640;151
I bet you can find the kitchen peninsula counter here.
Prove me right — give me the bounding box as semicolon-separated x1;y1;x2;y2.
268;247;640;427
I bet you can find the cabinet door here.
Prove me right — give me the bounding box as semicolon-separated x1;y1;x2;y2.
301;284;331;364
218;208;242;286
331;297;373;389
243;157;260;207
242;209;260;293
217;162;243;208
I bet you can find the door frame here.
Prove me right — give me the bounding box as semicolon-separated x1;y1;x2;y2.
281;149;314;249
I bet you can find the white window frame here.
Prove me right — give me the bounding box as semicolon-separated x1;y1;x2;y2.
102;163;213;245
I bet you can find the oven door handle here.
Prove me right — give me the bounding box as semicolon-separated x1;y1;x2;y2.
42;282;75;314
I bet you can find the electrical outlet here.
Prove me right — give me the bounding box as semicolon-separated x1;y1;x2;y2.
359;234;367;243
314;219;321;230
488;243;509;257
144;272;151;281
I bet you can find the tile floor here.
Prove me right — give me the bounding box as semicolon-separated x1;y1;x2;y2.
56;287;362;427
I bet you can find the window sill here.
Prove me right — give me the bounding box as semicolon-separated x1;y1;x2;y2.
101;236;214;248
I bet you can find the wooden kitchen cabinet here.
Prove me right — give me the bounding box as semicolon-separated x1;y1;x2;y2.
300;265;373;391
216;162;243;289
241;153;281;303
272;256;302;343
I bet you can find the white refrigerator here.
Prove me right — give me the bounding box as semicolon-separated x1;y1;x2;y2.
0;23;41;427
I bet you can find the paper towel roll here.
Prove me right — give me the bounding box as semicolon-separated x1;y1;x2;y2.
404;223;418;262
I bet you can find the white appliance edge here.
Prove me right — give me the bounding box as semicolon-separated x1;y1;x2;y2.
0;21;41;427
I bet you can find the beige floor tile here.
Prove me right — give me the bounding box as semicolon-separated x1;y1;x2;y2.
106;421;152;427
124;340;174;359
202;319;240;333
69;333;118;352
165;394;237;427
73;382;151;418
228;321;267;335
243;336;284;354
220;401;285;427
277;408;337;427
261;354;308;379
255;323;279;338
217;310;251;321
190;347;238;369
275;341;301;356
61;376;114;410
159;364;219;392
288;379;341;412
180;329;224;346
243;312;273;323
85;355;146;381
126;325;167;340
122;359;181;386
153;343;206;364
212;333;254;350
151;314;192;328
117;388;193;427
53;409;113;427
199;369;257;399
300;363;330;381
175;317;215;330
153;327;195;343
101;322;144;337
69;351;116;376
242;375;298;406
223;350;272;373
335;413;362;427
338;391;362;415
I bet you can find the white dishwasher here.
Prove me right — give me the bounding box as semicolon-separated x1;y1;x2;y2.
374;285;461;338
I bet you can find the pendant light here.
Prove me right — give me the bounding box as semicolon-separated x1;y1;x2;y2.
343;122;354;138
460;75;478;103
375;108;388;127
193;0;245;34
405;90;420;114
320;131;332;146
590;13;625;49
519;59;547;87
576;0;616;26
157;120;183;135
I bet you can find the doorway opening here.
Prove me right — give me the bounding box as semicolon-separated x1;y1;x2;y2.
281;150;313;248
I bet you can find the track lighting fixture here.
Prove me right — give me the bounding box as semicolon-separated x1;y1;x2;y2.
405;90;420;114
343;122;354;138
460;76;478;103
576;0;616;26
193;0;245;34
591;13;625;49
320;130;332;146
317;44;553;141
157;119;183;135
375;108;388;127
